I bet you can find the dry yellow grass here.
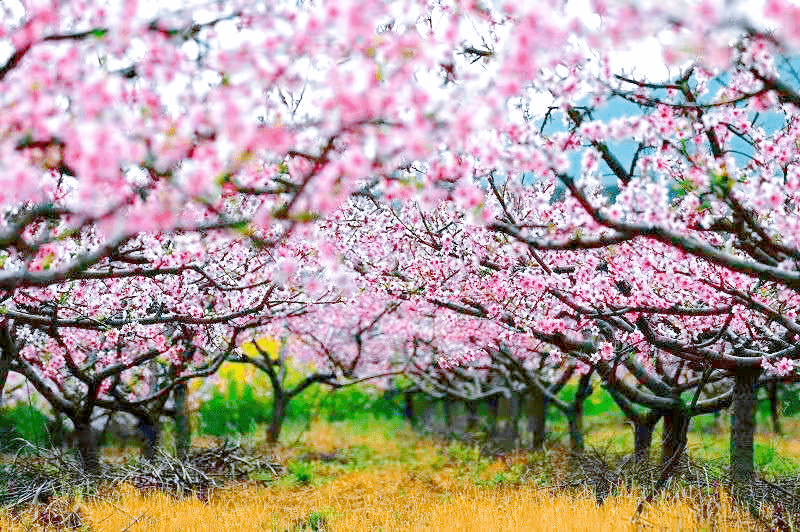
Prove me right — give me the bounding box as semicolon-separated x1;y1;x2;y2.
2;475;758;532
0;421;774;531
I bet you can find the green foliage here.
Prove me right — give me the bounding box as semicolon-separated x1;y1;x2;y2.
473;464;527;488
768;384;800;417
197;381;271;436
304;509;329;531
547;382;621;422
582;386;619;418
755;444;800;477
314;387;403;422
197;380;404;438
445;440;483;467
287;460;315;486
672;178;695;197
709;170;732;197
292;508;331;531
0;405;52;452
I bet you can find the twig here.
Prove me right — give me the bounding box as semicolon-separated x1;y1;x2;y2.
119;511;147;532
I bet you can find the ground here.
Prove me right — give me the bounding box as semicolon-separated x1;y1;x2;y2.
4;414;794;531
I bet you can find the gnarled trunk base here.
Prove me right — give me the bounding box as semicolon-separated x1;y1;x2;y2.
731;369;760;495
527;388;547;450
633;413;660;463
74;421;100;474
174;381;191;461
266;394;287;445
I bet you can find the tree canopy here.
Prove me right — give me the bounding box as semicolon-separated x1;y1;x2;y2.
3;0;800;482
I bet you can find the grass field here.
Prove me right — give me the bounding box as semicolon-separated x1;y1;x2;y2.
40;477;756;531
4;416;793;531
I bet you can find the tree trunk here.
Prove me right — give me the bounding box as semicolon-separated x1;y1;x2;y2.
505;393;521;447
660;409;689;467
0;364;8;403
497;394;510;442
174;381;191;461
403;391;415;425
443;398;452;434
493;394;519;449
266;393;287;445
74;420;100;474
487;395;499;439
0;354;10;402
420;398;435;433
527;387;547;450
767;381;782;435
731;368;760;490
450;401;468;438
567;412;584;453
633;413;660;463
0;327;14;401
465;400;480;434
138;416;160;461
568;373;593;453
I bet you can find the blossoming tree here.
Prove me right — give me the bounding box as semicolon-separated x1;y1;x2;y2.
2;228;339;469
329;193;736;461
4;0;800;492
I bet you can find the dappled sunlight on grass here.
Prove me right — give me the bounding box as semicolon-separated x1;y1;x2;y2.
297;418;412;457
580;416;800;477
584;423;635;453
